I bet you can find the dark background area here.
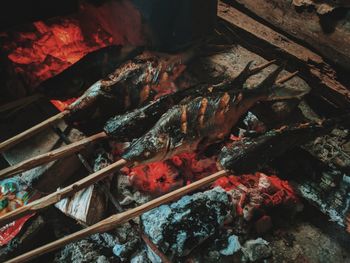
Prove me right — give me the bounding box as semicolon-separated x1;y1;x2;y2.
0;0;79;30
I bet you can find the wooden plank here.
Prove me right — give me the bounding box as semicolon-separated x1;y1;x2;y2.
218;1;350;107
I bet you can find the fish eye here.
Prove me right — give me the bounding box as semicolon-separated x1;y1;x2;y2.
144;151;151;157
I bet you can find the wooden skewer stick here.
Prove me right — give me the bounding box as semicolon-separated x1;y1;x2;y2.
0;110;69;153
53;127;171;263
0;131;108;179
0;69;299;179
5;169;228;263
0;68;300;224
0;158;128;227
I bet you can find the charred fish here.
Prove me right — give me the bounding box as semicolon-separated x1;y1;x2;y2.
104;60;275;141
122;64;308;166
218;116;350;174
65;48;196;125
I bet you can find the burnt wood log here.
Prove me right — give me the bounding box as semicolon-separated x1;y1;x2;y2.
272;148;350;232
218;1;350;108
233;0;350;71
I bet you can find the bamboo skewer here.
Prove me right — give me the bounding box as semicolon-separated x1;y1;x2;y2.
0;158;128;227
0;68;300;225
53;127;171;263
0;66;301;262
0;60;286;155
5;169;228;263
0;131;108;179
0;110;68;153
0;70;298;179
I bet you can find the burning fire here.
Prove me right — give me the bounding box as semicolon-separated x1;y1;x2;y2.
2;17;113;89
51;98;77;112
213;172;300;218
123;153;218;195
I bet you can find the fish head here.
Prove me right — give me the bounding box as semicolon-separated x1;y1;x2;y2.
122;132;170;166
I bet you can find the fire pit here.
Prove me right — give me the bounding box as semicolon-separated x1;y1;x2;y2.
0;1;349;262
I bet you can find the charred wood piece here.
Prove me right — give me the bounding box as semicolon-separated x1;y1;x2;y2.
218;116;349;174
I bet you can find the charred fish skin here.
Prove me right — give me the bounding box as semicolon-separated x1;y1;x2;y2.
104;61;276;142
218;119;344;174
122;64;295;166
103;82;212;141
65;49;192;124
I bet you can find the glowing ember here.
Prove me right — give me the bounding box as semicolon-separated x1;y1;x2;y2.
124;153;217;195
213;172;300;218
51;98;77;112
2;17;113;88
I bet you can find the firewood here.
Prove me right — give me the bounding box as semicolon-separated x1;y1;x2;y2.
4;170;228;263
234;0;350;71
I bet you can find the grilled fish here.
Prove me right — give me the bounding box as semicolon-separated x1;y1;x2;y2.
122;65;307;166
218;118;346;174
104;60;275;141
65;48;196;125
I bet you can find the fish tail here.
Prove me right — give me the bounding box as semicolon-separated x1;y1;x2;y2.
252;64;285;100
254;63;309;101
228;60;276;88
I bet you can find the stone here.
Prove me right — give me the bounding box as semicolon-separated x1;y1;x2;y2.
112;239;139;262
242;238;272;262
141;187;231;260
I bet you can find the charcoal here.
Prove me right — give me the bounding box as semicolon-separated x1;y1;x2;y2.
303;127;350;172
130;250;151;263
186;229;242;262
112;239;140;261
254;215;273;234
296;172;350;227
54;232;119;263
241;238;272;262
141;187;231;260
273;148;350;229
107;222;141;262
